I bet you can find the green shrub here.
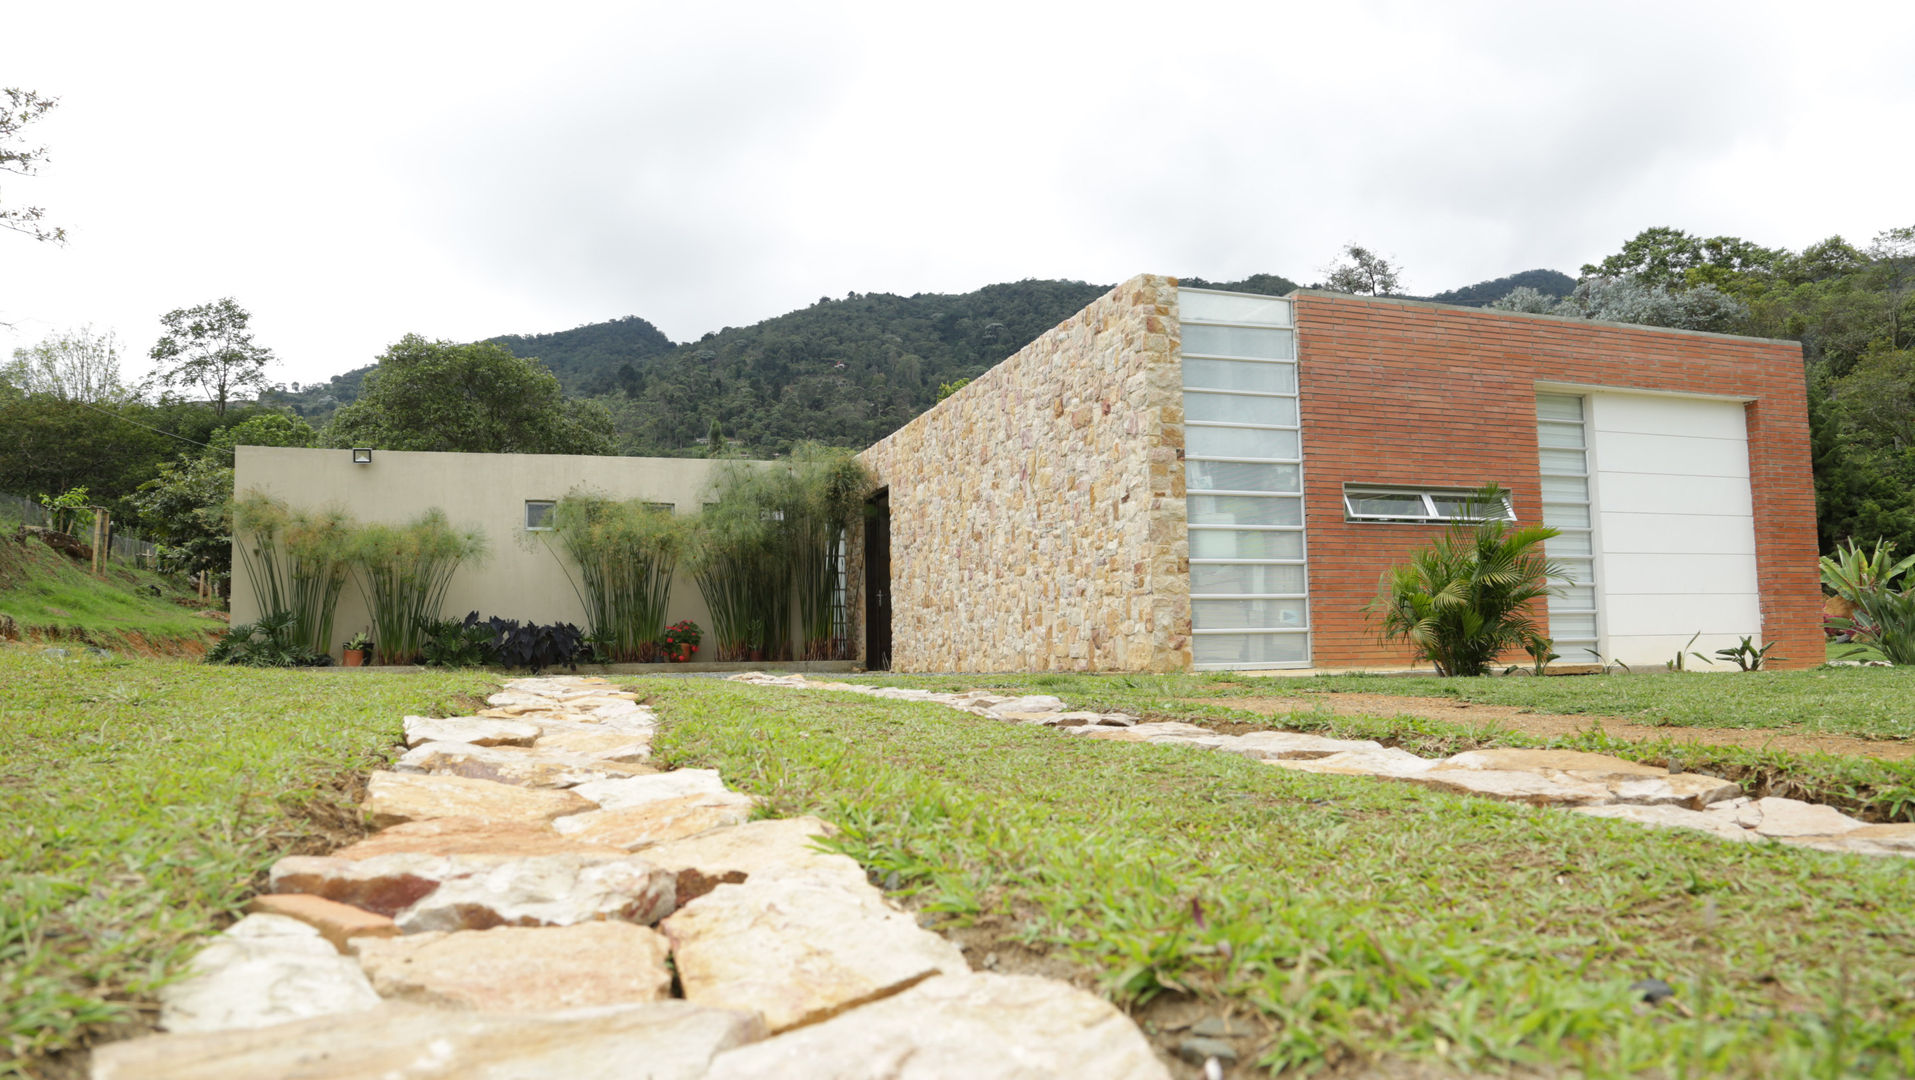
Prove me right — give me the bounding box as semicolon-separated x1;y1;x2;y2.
417;611;499;668
351;511;485;665
1369;485;1565;677
1825;538;1915;665
206;609;329;667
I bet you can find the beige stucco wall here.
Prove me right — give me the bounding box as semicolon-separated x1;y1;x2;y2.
852;274;1191;672
232;447;737;658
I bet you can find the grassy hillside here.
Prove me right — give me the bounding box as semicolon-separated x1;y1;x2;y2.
0;532;224;655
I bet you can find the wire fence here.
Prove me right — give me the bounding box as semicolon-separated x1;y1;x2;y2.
1;492;160;566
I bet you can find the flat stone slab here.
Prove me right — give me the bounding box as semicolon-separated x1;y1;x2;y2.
402;715;541;749
245;893;400;952
158;914;379;1034
570;769;731;811
1781;822;1915;858
1434;748;1668;782
1266;747;1439;777
270;853;460;917
532;726;656;763
1221;731;1386;760
352;922;673;1010
554;792;758;851
331;817;631;862
395;853;677;932
363;771;594;828
705;972;1169;1079
1609;773;1743;809
1742;796;1866;838
1409;768;1617;807
1573;803;1759;842
640;816;869;902
395;741;645;788
94;1000;766;1080
983;695;1066;716
663;876;968;1033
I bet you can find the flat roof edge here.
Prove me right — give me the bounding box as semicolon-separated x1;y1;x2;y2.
1283;288;1800;348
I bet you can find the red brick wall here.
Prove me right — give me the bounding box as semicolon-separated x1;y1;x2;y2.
1291;292;1821;670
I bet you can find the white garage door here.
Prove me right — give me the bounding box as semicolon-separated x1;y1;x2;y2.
1588;392;1760;667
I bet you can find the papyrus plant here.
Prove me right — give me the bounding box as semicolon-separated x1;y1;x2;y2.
232;492;356;655
351;510;486;664
549;493;684;662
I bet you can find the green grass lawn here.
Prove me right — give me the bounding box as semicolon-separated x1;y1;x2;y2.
0;648;496;1073
843;665;1915;741
829;668;1915;824
646;678;1915;1078
0;535;218;652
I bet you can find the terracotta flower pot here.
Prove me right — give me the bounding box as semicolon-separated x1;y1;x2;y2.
343;649;368;667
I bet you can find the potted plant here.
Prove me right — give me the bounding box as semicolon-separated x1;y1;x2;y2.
661;620;701;663
342;631;373;667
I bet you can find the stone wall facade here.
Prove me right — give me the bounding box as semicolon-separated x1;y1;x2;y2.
851;275;1190;672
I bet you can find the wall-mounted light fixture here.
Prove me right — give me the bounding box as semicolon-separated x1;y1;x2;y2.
351;448;373;465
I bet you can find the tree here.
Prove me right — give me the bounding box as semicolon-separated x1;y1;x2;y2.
133;453;234;577
150;298;277;417
1;87;64;243
1551;277;1747;333
1866;226;1915;351
1321;244;1402;296
326;334;614;454
3;327;132;403
1580;227;1781;292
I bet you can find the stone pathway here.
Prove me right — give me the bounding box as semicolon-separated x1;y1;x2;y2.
93;676;1170;1080
730;673;1915;860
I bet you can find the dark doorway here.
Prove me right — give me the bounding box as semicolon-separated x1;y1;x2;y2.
864;489;892;671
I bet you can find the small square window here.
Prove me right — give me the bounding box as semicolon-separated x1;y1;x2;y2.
525;500;556;531
646;502;675;514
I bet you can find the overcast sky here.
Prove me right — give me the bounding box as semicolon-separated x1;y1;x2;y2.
3;0;1912;390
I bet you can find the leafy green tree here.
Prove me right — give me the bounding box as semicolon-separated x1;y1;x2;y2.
150;298;277;416
1;87;64;244
4;327;132;403
1580;227;1781;292
133;453;234;577
326;334;614;454
1321;244;1402;296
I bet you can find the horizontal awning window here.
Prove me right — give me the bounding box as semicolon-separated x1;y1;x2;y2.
1343;485;1514;524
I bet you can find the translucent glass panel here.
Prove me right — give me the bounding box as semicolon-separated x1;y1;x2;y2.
1186;426;1300;460
1192;598;1309;629
1193;632;1309;665
1188;495;1303;527
1184;358;1297;395
1185;392;1299;427
1180;290;1295;326
1186;461;1301;493
1182;324;1294;360
1180;287;1310;668
1537;393;1599;660
1190;562;1307;595
1189;529;1305;560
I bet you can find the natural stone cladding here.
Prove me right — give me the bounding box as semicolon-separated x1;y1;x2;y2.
853;274;1190;672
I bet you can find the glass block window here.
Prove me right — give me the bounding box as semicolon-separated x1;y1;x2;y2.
1180;287;1309;669
525;500;556;531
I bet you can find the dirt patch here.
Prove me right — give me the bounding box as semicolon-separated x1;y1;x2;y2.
1188;693;1915;761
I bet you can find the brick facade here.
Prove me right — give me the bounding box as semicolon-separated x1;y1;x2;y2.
1291;291;1822;670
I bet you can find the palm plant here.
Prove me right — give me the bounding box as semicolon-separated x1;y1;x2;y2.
1370;485;1567;677
1821;539;1915;609
350;510;486;665
548;493;683;662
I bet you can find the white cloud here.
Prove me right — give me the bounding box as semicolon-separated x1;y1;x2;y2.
2;0;1911;388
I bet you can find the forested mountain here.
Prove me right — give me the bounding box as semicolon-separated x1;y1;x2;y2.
490;315;677;393
1428;269;1576;306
